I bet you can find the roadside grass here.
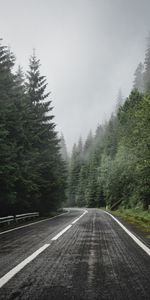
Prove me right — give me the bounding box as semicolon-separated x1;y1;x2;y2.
108;208;150;239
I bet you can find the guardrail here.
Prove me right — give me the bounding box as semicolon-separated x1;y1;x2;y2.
0;212;39;225
15;212;39;221
0;216;14;225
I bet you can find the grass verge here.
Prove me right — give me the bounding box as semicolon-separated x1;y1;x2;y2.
108;208;150;239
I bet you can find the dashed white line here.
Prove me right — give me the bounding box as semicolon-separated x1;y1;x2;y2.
51;224;72;240
52;209;88;239
104;210;150;256
0;244;50;288
0;209;88;288
72;209;88;224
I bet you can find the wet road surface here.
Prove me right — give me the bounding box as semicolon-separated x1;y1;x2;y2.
0;208;150;300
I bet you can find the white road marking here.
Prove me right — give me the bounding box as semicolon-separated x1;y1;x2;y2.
72;209;88;224
52;209;88;239
72;218;79;224
51;224;72;240
104;211;150;256
0;208;87;288
0;210;70;235
0;244;50;288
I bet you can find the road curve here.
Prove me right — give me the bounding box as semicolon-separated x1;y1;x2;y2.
0;208;150;300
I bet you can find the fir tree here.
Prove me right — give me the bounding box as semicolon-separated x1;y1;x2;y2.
26;52;66;214
144;33;150;92
59;133;68;162
115;89;124;113
0;39;17;215
133;62;144;92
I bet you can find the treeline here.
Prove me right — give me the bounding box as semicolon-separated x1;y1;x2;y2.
67;34;150;210
0;39;66;217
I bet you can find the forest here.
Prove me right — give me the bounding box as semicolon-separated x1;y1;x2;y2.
66;34;150;211
0;34;150;218
0;39;66;216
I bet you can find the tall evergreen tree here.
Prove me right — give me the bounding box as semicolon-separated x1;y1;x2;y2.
0;39;67;216
133;62;144;92
26;52;66;214
59;133;68;162
67;142;83;206
83;130;93;159
115;89;124;113
144;33;150;92
0;39;18;215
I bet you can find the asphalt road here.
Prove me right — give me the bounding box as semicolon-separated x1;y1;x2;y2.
0;208;150;300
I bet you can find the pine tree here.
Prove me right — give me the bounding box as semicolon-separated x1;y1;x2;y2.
67;141;83;206
26;52;66;214
133;62;144;92
0;39;18;215
76;163;88;207
115;89;124;113
103;114;118;158
144;33;150;92
83;130;93;159
59;133;68;162
15;66;25;96
0;39;67;216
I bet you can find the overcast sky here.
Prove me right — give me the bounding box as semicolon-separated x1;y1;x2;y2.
0;0;150;151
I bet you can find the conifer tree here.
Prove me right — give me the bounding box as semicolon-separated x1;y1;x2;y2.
67;141;83;206
26;52;66;214
59;133;68;162
144;33;150;92
0;39;67;216
133;62;144;92
115;89;124;113
83;130;93;159
0;39;17;215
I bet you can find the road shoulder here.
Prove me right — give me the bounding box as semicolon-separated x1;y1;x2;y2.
108;212;150;248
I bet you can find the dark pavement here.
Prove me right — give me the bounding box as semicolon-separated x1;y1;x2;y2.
0;209;150;300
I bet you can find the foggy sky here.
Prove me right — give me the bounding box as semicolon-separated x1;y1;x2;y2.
0;0;150;151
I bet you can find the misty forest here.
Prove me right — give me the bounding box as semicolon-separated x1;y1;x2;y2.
0;33;150;217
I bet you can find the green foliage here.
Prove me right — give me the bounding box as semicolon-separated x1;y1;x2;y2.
67;141;83;206
110;208;150;237
67;89;150;210
0;40;67;216
66;32;150;210
133;62;144;93
144;33;150;92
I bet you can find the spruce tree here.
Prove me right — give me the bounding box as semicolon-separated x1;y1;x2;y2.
59;133;68;162
115;89;124;113
133;62;144;93
67;141;83;206
144;33;150;92
0;39;17;215
76;163;88;207
83;130;93;159
26;52;66;214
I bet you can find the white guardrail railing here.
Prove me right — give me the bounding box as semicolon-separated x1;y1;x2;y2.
0;212;39;225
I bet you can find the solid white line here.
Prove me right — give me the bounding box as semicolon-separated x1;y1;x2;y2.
0;210;70;235
51;225;72;240
104;211;150;256
0;244;50;288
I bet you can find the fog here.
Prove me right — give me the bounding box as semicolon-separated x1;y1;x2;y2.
0;0;150;151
